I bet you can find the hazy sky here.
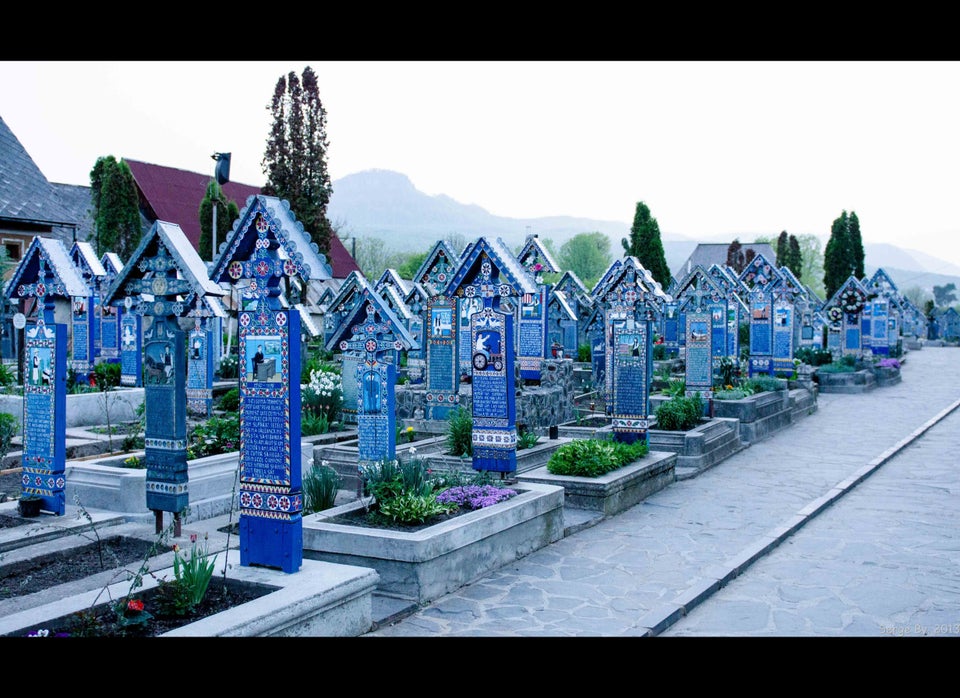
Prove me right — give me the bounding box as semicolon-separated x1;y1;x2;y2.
3;60;960;271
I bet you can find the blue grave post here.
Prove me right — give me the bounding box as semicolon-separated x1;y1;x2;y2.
772;296;795;375
470;305;517;473
186;318;215;418
424;295;460;421
748;289;774;377
337;302;406;465
120;310;142;387
229;240;303;573
16;260;67;515
103;223;226;537
684;301;714;404
70;293;94;382
608;306;650;445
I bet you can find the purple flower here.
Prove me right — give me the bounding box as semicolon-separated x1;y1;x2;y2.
436;485;517;510
878;358;901;369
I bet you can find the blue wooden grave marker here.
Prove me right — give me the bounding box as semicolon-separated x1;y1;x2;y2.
210;195;333;573
98;252;124;361
6;237;89;515
469;306;517;473
120;311;142;387
444;238;539;475
424;295;460;420
103;221;225;535
326;276;417;465
684;294;713;400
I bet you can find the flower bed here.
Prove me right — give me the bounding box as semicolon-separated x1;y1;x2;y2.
518;450;676;517
301;481;564;604
0;549;379;637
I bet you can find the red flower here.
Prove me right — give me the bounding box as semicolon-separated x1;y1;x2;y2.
127;599;144;613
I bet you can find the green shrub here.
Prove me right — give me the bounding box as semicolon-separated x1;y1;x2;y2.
216;387;239;412
794;347;833;367
654;393;704;431
446;407;473;457
546;437;649;477
186;414;239;460
93;362;121;390
0;412;19;462
376;491;456;525
664;377;686;397
303;462;341;514
0;362;18;387
302;410;332;436
217;354;239;379
652;344;667;361
516;425;540;450
358;455;457;526
743;375;787;393
577;344;591;363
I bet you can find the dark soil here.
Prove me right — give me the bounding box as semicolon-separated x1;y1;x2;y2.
5;575;276;637
0;535;163;599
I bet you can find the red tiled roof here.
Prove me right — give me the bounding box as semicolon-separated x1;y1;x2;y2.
124;159;359;279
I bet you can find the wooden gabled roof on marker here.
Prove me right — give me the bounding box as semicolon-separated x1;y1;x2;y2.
102;220;225;309
5;235;89;300
209;195;333;285
324;273;418;353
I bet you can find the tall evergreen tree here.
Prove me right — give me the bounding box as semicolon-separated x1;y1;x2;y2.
823;210;852;300
621;201;671;288
847;210;865;279
90;156;142;260
261;66;334;256
726;239;745;272
198;181;240;262
775;230;789;267
786;234;803;279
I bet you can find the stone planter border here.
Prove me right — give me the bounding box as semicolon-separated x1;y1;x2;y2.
517;450;676;517
302;481;565;604
0;549;379;638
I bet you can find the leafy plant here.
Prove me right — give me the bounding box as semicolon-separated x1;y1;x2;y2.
516;427;540;450
742;375;787;393
0;412;19;463
0;362;16;387
654;393;704;431
546;437;649;477
652;343;667;361
301;410;331;436
376;491;456;525
186;414;239;460
358;453;456;526
397;425;416;443
158;536;217;615
577;344;591;363
794;347;833;367
303;461;341;514
664;377;686;397
122;402;146;453
302;368;343;426
446;406;473;457
216;387;239;412
217;354;239;379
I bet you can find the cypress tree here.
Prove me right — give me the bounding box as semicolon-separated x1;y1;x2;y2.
198;181;240;262
824;211;851;300
90;156;142;260
847;211;865;279
621;201;672;289
787;234;803;278
261;66;334;256
775;230;789;267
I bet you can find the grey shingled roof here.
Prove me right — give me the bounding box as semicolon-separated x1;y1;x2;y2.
0;115;82;241
677;242;777;280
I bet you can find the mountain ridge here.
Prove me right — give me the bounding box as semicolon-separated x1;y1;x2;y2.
327;169;959;297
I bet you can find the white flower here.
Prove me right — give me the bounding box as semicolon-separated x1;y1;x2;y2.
409;447;417;456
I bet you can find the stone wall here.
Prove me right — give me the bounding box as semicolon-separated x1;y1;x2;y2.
394;358;578;432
